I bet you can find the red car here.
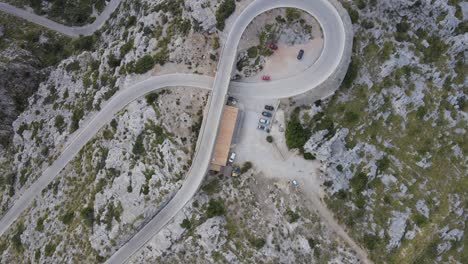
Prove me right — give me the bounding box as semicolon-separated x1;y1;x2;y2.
262;75;271;81
268;43;278;50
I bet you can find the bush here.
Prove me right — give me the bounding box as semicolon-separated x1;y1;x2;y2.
303;152;316;160
66;60;80;72
376;156;391;173
345;111;360;124
336;164;344;172
241;162;252;173
12;223;25;253
266;135;273;143
70;107;84;132
206;199;226;218
247;46;258;58
286;209;300;223
308;238;317;248
216;0;236;30
249;236;266;249
133;55;155;74
132;133;145;157
423;35;448;64
413;213;428;227
80;206;94;227
202;178;221;195
44;243;56;257
362;234;379;250
350;172;368;193
60;211;75;225
343;57;359;88
286;8;301;22
120;39;134;56
154;48;169;65
54;115;66;133
107;53;121;68
285;108;311;149
180;218;192;229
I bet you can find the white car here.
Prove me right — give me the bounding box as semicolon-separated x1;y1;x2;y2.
259;118;270;125
228;152;236;163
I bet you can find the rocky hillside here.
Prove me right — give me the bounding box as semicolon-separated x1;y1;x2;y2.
0;13;70;152
129;170;361;263
290;0;466;263
0;0;224;262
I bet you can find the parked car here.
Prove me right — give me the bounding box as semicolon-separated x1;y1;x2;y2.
262;111;272;117
228;96;237;105
257;124;270;133
231;74;241;81
297;49;305;60
228;152;236;163
264;105;274;111
259;118;270;125
268;43;278;50
261;75;271;81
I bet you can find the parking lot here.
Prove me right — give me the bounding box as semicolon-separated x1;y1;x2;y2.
229;96;324;199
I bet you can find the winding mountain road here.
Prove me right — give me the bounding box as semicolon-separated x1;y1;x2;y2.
0;0;364;263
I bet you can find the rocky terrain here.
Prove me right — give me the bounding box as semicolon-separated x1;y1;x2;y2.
287;0;466;263
0;13;70;152
129;169;361;263
0;0;465;263
0;0;220;261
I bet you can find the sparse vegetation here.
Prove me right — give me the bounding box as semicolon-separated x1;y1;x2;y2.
216;0;236;30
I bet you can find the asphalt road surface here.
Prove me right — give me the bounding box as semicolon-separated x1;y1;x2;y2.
0;0;361;263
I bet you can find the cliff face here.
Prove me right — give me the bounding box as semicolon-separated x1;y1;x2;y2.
0;49;49;149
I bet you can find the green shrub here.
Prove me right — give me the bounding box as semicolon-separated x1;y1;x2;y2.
286;8;301;22
54;115;66;133
249;236;266;249
12;223;25;253
241;161;252;173
154;48;169;65
202;178;221;195
120;39;134;56
266;135;273;143
336;164;344;172
286;108;311;149
61;211;75;225
216;0;236;30
308;238;317;248
80;206;94;227
343;57;359;88
362;234;379;250
132;133;145;156
376;156;391;173
350;172;368;193
108;53;121;68
206;199;226;218
303;152;316;160
70;107;84;132
247;46;258;58
44;243;56;257
286;209;300;223
66;60;80;72
413;213;428;227
180;218;192;229
423;35;448;64
133;55;155;74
